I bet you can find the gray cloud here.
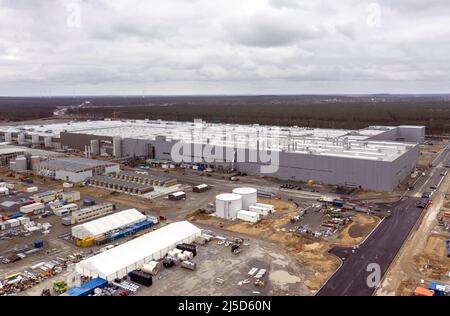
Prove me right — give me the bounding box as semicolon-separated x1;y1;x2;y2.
0;0;449;95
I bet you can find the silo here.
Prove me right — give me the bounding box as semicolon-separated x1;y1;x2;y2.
15;156;28;171
113;136;122;157
17;133;26;145
30;155;41;170
44;136;52;148
215;193;242;220
31;134;40;146
4;132;12;142
232;187;258;210
90;139;100;156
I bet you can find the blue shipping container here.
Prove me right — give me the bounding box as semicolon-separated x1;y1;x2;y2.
332;199;344;207
34;240;43;248
10;212;23;219
429;282;449;296
66;277;108;296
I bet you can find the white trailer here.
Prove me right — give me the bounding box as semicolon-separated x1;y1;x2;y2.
237;210;261;223
20;202;45;215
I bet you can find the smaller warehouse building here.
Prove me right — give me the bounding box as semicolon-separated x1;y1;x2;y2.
34;157;120;183
75;221;202;280
71;208;146;239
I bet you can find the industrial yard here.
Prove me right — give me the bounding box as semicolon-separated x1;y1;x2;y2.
0;118;448;297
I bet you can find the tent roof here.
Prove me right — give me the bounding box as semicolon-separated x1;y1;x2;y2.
72;209;145;238
76;221;201;278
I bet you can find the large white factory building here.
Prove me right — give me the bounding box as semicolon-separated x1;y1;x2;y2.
0;120;425;191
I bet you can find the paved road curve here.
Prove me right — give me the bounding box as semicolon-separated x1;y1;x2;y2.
317;197;422;296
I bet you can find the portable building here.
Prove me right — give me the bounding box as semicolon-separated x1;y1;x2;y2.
53;203;78;217
0;187;9;196
237;210;261;223
168;191;186;201
20;202;45;215
60;191;81;203
192;184;210;193
76;221;201;280
71;202;114;224
249;205;270;216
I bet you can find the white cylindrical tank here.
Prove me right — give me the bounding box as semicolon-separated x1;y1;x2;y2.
30;155;40;170
90;139;100;156
44;136;52;148
17;133;26;145
232;187;257;210
15;156;27;171
215;193;242;220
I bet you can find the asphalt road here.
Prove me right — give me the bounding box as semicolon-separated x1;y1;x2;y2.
317;197;422;296
318;149;450;296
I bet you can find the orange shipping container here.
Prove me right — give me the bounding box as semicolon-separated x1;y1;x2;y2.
414;287;435;296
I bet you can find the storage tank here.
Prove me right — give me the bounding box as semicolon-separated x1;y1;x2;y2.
15;156;28;171
113;136;122;158
17;133;26;145
90;139;100;156
44;136;52;148
215;193;242;219
232;187;257;210
30;155;40;170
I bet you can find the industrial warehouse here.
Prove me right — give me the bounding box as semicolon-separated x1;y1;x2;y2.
0;120;425;191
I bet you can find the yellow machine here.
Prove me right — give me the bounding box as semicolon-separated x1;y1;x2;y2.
76;236;94;248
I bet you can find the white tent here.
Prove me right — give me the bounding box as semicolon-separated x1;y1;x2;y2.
71;208;145;239
75;221;202;280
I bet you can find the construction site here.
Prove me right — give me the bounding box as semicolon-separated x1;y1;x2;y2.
0;118;448;297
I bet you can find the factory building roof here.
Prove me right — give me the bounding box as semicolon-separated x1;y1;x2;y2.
75;221;202;280
0;120;422;162
35;157;119;172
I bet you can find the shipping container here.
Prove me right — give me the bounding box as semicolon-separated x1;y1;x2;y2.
83;199;96;206
176;243;197;256
429;282;450;296
414;286;435;296
129;270;152;287
66;277;108;296
34;240;44;248
332;199;345;207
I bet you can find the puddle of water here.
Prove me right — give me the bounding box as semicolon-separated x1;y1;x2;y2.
269;270;301;285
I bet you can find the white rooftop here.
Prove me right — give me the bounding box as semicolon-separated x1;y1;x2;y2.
0;120;420;162
75;221;202;280
71;208;146;239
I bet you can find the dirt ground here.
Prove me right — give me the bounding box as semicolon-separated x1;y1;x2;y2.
417;144;444;168
187;198;352;292
332;213;380;247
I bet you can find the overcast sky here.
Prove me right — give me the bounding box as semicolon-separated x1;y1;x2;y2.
0;0;449;96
